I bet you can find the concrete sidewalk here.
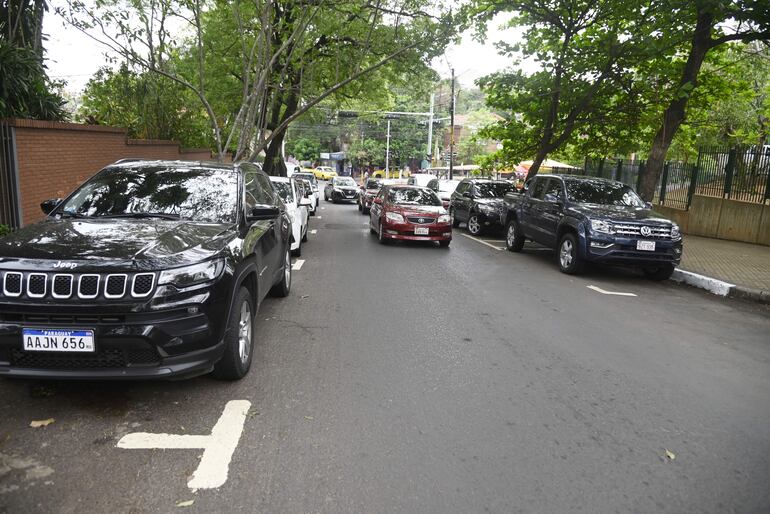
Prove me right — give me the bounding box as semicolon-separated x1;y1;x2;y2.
676;235;770;303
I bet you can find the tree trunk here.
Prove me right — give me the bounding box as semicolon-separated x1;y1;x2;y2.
638;7;714;201
525;148;549;181
262;130;287;177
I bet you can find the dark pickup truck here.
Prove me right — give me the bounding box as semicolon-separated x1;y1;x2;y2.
502;175;683;279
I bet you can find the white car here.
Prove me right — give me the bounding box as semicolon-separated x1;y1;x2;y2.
270;176;311;256
291;172;321;209
296;177;318;216
407;173;436;187
427;178;460;203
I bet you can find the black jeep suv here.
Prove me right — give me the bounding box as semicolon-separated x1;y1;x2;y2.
0;159;292;381
503;175;683;279
450;179;517;235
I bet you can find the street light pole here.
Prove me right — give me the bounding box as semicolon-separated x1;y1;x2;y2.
427;93;435;168
449;68;455;180
385;119;391;178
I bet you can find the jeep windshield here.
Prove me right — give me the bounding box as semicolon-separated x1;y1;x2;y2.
57;166;238;223
474;182;515;198
565;179;646;207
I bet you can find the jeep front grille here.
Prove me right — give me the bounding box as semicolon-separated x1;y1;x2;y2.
0;271;157;301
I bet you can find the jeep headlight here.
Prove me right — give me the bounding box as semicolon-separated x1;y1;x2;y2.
590;219;614;234
159;259;225;288
671;223;681;239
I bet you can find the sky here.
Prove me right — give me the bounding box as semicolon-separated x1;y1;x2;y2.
43;9;526;94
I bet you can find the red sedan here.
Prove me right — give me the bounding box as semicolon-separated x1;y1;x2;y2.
369;185;452;247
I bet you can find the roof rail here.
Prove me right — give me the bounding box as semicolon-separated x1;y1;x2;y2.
112;158;146;164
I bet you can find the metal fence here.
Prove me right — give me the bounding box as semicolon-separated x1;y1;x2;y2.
548;146;770;210
0;121;22;229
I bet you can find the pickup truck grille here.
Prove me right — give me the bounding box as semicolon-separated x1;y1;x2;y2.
1;271;156;301
613;223;672;239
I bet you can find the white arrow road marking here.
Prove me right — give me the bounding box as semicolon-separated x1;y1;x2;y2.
292;259;305;270
316;216;323;219
310;229;318;234
587;285;637;297
117;400;251;490
461;233;505;251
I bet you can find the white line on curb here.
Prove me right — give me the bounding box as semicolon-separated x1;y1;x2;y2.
310;229;318;234
670;269;734;296
117;400;251;490
292;259;305;270
587;285;637;297
461;233;505;251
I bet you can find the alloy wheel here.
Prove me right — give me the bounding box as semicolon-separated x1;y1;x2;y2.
238;301;252;365
560;239;574;269
506;223;516;247
468;215;480;234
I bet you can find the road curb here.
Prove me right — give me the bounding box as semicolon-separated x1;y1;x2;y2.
670;269;734;297
670;269;770;304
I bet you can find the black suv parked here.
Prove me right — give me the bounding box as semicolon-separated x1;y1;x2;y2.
503;175;683;279
450;179;517;235
0;159;292;381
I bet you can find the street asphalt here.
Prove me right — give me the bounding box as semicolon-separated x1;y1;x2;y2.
1;195;769;513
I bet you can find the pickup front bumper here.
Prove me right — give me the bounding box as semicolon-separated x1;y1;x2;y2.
585;236;683;266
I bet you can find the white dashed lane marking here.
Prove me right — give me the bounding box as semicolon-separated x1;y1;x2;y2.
587;285;637;297
117;400;251;490
310;229;318;234
292;259;305;271
461;233;505;251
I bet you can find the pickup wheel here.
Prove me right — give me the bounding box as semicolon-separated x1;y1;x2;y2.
557;232;584;275
212;286;254;381
467;213;483;235
270;246;292;297
505;219;525;252
643;264;675;281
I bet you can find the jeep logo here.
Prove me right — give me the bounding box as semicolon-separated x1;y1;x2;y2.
53;261;77;269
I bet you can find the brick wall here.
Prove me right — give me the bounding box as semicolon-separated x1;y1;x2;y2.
6;119;216;226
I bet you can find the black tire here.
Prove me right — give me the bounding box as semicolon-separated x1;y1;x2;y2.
316;199;319;208
451;209;460;228
439;240;450;248
378;221;388;244
467;213;483;235
362;206;370;215
212;286;254;381
291;240;301;257
557;232;584;275
358;201;363;212
505;219;525;252
309;208;315;217
301;228;308;243
643;264;675;281
270;246;292;297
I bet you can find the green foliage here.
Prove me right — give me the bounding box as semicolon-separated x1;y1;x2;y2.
286;137;321;162
78;65;211;148
0;41;67;120
0;224;9;237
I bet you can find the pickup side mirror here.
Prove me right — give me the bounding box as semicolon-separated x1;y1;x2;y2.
246;204;280;222
373;197;383;205
41;198;61;215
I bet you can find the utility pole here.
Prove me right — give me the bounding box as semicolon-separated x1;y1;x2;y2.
427;93;435;168
385;119;391;178
449;68;456;180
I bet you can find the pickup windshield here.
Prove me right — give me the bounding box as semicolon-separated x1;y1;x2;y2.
565;179;646;207
58;166;238;223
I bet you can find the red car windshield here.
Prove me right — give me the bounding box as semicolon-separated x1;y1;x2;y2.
387;188;442;206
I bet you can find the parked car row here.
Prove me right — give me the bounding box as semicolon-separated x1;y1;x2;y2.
0;159;317;382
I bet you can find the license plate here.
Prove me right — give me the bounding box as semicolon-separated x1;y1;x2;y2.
22;329;95;353
414;227;429;235
636;240;656;251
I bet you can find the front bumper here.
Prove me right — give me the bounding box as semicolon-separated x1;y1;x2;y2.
332;190;358;202
585;236;683;266
0;282;231;380
476;209;504;228
381;221;452;242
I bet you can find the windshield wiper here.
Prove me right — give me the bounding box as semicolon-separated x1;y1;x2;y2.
58;211;89;219
99;213;181;220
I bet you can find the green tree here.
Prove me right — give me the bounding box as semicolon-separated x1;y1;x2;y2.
285;137;321;162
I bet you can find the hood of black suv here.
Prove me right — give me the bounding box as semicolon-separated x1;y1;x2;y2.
0;218;235;270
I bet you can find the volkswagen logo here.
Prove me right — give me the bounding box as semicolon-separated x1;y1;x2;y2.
640;226;652;237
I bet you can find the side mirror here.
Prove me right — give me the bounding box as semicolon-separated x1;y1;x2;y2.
41;198;61;215
644;201;653;209
305;190;313;198
463;191;473;199
442;201;450;209
299;197;313;207
247;204;280;221
373;197;383;205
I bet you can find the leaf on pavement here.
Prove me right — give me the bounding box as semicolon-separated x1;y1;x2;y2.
30;418;55;428
176;500;195;507
304;416;314;421
664;449;676;460
301;295;310;299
